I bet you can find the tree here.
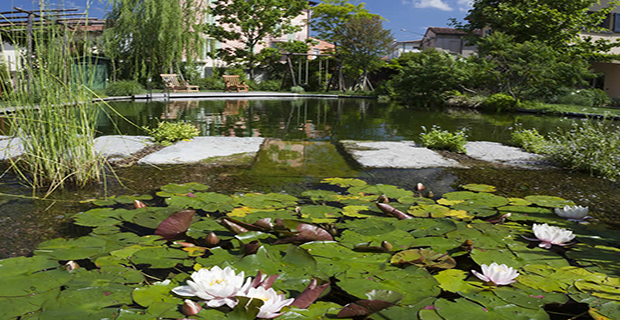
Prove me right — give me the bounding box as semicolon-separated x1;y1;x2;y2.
476;32;596;100
457;0;620;55
339;15;393;90
103;0;205;83
208;0;308;80
310;0;378;48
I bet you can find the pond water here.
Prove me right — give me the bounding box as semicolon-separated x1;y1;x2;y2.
1;97;620;259
98;98;583;143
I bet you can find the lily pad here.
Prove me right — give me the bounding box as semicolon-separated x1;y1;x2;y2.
390;248;456;269
524;195;574;208
462;184;496;193
321;178;367;188
34;236;108;260
348;184;413;199
233;193;298;209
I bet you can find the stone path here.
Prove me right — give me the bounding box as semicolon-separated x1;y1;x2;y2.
0;135;547;169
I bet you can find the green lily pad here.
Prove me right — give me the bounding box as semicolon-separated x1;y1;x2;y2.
157;183;209;197
338;229;411;251
73;208;125;227
462;184;496;193
524;195;574;208
458;290;551;320
497;206;557;224
0;288;59;319
408;204;451;218
301;190;340;203
341;205;377;218
390;248;456;269
508;198;532;206
409;219;458;237
34;236;108;260
337;217;397;235
443;192;509;208
434;269;478;293
280;302;341;320
0;268;72;298
132;207;179;229
131;247;189;268
299;205;342;223
233;193;298;209
133;281;180;308
321;177;367;187
40;284;133;320
348;184;414;199
434;298;499;319
337;267;440;306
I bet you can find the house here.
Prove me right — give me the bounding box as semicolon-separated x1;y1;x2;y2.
193;0;319;78
582;0;620;98
388;39;421;60
420;27;478;57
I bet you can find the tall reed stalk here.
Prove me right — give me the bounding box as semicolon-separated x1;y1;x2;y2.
3;8;108;195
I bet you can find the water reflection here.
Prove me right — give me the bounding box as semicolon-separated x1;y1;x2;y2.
100;98;586;143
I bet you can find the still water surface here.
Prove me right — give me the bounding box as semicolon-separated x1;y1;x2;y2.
1;98;619;258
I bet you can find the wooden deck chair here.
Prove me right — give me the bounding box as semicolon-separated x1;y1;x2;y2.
160;74;199;93
223;75;250;93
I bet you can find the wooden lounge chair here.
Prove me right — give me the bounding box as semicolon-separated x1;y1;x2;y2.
160;74;199;93
223;75;250;93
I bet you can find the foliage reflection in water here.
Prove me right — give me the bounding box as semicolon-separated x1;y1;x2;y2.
100;98;585;143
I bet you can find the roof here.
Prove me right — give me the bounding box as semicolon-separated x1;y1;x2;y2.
396;39;422;44
426;27;468;35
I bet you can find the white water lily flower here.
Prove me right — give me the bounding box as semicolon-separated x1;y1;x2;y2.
172;266;252;308
472;262;519;286
554;205;591;221
530;223;575;249
243;286;294;319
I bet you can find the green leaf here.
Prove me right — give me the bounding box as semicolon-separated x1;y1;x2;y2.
462;184;496;192
299;205;342;223
341;205;377;218
73;208;124;227
279;302;341;320
409;219;457;237
524;195;574;208
390;248;456;269
34;236;108;260
321;178;367;187
233;193;298;209
0;288;59;319
131;247;189;268
434;269;478;293
348;184;414;199
133;281;180;308
301;190;340;203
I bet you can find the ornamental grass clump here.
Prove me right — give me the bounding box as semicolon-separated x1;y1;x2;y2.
419;125;468;153
4;16;108;195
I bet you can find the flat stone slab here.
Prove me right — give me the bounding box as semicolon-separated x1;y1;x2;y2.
340;140;463;169
138;137;265;165
465;141;547;168
0;138;24;160
94;135;153;159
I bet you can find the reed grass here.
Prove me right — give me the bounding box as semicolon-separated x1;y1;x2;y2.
1;9;108;195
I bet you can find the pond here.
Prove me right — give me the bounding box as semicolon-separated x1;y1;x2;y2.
1;97;619;260
98;98;582;142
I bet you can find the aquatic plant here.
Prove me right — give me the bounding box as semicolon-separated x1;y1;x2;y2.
144;121;200;146
172;266;252;308
244;286;295;319
419;125;468;153
3;11;108;194
555;205;591;222
525;223;576;249
471;262;519;286
1;180;619;319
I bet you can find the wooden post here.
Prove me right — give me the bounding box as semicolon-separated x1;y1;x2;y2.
288;55;297;88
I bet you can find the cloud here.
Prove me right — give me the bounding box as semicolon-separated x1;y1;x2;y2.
402;0;453;11
456;0;473;12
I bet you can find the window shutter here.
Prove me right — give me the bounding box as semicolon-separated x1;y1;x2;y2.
614;13;620;32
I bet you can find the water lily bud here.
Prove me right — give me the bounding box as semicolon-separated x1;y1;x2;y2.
381;241;393;252
182;299;203;316
205;232;220;247
134;200;147;209
461;239;474;252
415;183;425;192
64;260;80;271
295;206;302;217
243;240;261;256
377;194;389;204
253;218;274;230
427;191;434;198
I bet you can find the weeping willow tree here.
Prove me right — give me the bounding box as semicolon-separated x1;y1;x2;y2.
103;0;206;83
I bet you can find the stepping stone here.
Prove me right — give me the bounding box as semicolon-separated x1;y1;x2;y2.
94;135;153;159
0;137;24;160
465;141;547;168
138;137;265;165
340;140;462;169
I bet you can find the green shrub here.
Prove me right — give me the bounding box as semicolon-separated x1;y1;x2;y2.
105;80;146;96
484;93;519;111
419;125;468;153
194;77;225;91
510;127;548;153
291;86;305;93
256;80;281;92
545;120;620;181
553;88;611;108
144;122;200;146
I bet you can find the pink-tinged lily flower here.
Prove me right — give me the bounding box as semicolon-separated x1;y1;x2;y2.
472;262;519;286
243;286;294;319
554;205;591;222
172;266;252;308
524;223;575;249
